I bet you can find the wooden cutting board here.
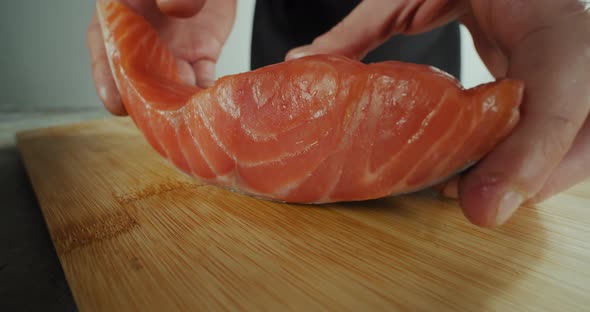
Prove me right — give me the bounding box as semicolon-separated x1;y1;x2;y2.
16;117;590;311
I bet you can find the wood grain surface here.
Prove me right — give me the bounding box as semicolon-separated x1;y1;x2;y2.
16;117;590;311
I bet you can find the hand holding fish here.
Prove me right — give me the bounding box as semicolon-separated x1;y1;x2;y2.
88;0;590;227
286;0;590;226
87;0;236;115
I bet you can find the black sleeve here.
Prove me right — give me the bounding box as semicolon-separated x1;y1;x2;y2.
250;0;461;80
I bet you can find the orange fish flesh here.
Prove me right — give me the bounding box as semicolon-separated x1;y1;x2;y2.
96;0;524;203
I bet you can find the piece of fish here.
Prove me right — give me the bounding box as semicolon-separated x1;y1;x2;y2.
96;0;524;203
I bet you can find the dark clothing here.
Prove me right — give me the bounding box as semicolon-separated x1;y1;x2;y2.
250;0;461;79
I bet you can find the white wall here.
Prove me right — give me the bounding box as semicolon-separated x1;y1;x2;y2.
0;0;492;113
0;0;98;112
459;25;494;88
216;0;256;78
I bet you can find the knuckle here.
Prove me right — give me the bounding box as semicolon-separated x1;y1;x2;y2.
544;112;579;152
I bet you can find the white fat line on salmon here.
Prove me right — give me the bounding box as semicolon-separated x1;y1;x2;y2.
195;97;236;162
233;119;335;167
363;75;396;184
128;32;153;61
272;172;312;199
98;9;120;66
405;92;445;145
235;112;295;143
154;110;179;126
231;133;338;173
181;108;229;183
248;77;342;197
317;152;347;203
145;39;161;69
104;6;125;33
115;59;171;159
173;113;198;175
272;147;341;200
98;4;138;114
239;123;277;142
367;94;416;178
241;74;337;141
114;22;144;47
427;105;477;181
362;89;449;183
158;110;192;173
390;161;476;197
251;78;276;109
394;91;465;189
159;44;168;69
217;82;241;118
320;79;372;201
341;78;371;140
145;109;174;158
371;83;413;141
142;78;190;98
237;113;332;143
236;139;321;168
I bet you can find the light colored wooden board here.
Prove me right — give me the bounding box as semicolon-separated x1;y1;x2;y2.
16;117;590;311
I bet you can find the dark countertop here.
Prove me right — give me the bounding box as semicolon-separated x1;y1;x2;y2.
0;111;107;311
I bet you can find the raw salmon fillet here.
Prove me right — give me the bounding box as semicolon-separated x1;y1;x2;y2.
96;0;524;203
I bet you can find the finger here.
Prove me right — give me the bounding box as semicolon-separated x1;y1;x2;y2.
87;11;126;116
442;177;460;198
161;0;236;87
191;59;216;88
435;16;509;200
156;0;206;18
286;0;467;60
176;59;196;85
531;117;590;202
458;17;590;227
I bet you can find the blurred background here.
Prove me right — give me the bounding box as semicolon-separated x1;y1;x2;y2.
0;0;492;116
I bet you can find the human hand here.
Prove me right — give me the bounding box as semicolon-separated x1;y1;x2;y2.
87;0;236;115
286;0;590;227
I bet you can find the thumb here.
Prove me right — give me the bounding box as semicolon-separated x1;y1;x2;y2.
156;0;206;18
286;0;466;61
458;15;590;227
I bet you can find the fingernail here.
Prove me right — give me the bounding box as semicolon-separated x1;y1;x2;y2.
496;191;524;225
286;45;311;60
